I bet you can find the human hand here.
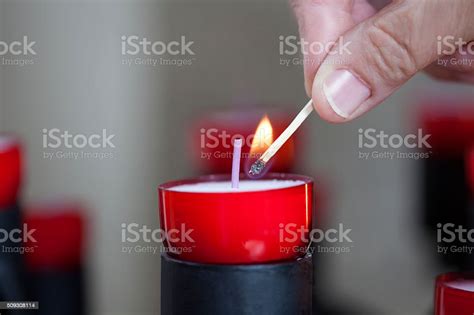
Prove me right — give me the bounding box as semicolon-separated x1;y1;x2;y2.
292;0;474;122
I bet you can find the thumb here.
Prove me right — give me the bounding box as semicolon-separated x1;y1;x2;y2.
311;0;474;123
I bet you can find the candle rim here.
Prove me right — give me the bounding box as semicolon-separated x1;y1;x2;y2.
159;173;313;194
0;134;19;153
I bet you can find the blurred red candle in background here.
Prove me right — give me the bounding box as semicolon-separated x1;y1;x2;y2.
24;201;85;271
0;135;22;208
420;104;474;156
435;272;474;315
189;108;301;174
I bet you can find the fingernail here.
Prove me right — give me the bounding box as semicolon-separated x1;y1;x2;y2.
323;69;371;118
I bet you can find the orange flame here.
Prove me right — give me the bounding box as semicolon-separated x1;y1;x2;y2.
250;115;273;157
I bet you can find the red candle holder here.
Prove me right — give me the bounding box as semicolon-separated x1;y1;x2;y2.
419;104;474;156
435;272;474;315
158;173;313;264
0;135;22;208
24;201;85;271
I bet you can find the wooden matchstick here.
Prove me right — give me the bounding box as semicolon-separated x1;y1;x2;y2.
249;100;313;176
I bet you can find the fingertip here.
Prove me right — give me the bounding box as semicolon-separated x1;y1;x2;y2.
312;67;372;123
310;69;354;123
311;89;349;124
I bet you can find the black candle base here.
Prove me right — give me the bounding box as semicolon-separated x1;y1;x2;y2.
161;254;313;315
26;269;84;315
0;204;26;303
0;204;26;315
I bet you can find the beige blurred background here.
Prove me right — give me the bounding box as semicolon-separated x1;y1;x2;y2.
1;0;474;314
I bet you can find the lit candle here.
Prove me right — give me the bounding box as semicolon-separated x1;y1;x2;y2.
160;113;315;314
159;112;314;264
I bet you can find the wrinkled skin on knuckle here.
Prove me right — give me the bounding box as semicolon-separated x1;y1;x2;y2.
290;0;302;12
364;10;419;86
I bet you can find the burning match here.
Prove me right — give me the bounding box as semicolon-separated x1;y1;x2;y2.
249;100;313;176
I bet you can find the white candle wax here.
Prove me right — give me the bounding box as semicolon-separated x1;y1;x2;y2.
169;179;305;193
446;280;474;292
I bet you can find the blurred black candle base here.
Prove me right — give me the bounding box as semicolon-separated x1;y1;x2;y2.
0;203;26;315
419;105;474;270
26;269;84;315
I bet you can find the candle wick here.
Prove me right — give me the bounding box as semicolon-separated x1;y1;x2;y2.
231;138;243;188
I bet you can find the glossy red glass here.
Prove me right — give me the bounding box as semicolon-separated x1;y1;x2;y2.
0;136;22;208
158;173;313;264
435;272;474;315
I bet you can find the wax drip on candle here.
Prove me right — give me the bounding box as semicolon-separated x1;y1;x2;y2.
231;138;243;188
